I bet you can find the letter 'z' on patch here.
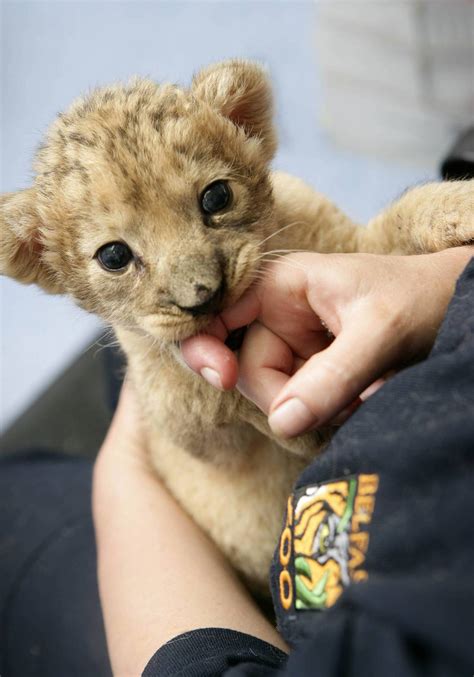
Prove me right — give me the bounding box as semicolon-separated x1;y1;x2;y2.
278;474;379;612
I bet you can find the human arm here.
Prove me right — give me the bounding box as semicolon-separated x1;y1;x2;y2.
92;383;288;677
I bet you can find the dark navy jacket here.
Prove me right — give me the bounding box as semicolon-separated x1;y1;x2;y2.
144;258;474;677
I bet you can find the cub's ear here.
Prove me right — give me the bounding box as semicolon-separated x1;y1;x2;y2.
0;189;63;294
191;59;277;161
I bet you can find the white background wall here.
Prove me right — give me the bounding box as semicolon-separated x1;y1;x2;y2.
0;1;435;431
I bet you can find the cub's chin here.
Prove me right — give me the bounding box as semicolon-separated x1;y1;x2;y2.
139;313;214;343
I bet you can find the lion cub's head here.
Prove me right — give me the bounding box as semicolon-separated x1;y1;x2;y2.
1;61;277;341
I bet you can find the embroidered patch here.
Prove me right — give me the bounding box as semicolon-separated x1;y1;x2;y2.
278;474;379;612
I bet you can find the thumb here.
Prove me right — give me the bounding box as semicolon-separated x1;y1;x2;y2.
268;315;404;437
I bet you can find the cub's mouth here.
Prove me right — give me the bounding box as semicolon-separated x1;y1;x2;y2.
140;250;261;343
224;326;248;351
176;281;250;350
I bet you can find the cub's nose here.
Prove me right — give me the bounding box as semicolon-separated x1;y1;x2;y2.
176;281;225;316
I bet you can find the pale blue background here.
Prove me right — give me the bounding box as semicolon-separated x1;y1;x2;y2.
0;1;434;430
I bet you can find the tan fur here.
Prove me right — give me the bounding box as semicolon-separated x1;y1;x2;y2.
1;60;473;592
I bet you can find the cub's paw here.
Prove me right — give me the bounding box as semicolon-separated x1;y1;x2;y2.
424;215;474;252
409;181;474;253
274;427;332;460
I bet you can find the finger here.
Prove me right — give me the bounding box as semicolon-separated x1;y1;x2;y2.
328;378;389;427
327;376;390;427
219;285;262;333
222;263;328;359
268;317;402;437
329;376;388;427
330;397;362;426
180;334;238;390
222;293;332;362
198;315;229;342
237;322;293;413
238;368;290;415
359;378;386;401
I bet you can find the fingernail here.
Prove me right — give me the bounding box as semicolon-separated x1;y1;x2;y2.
200;367;223;390
269;397;314;438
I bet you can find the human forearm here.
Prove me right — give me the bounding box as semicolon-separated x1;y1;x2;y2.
93;386;287;676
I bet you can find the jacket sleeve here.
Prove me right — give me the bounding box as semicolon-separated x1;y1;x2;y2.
142;627;288;676
142;572;473;677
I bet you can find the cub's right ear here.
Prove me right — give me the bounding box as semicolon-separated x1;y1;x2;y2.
192;60;277;162
0;189;63;294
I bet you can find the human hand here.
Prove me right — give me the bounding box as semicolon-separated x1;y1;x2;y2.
181;247;473;438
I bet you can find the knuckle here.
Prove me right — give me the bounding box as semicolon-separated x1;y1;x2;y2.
317;357;358;391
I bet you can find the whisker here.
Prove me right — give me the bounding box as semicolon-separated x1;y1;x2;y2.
262;248;312;255
251;248;312;263
262;255;309;273
256;221;309;248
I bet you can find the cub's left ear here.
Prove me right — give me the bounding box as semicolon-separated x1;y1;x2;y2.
191;59;277;162
0;189;64;294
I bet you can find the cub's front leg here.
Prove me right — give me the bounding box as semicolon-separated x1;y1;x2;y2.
271;173;473;258
362;181;474;255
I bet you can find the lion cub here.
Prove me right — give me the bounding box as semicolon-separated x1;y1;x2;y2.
1;60;472;593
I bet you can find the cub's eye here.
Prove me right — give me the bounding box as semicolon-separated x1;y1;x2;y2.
200;180;232;215
96;241;133;271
